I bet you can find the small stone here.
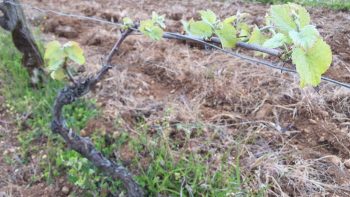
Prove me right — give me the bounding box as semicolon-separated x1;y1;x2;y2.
42;154;47;160
344;159;350;169
170;89;176;94
61;186;70;194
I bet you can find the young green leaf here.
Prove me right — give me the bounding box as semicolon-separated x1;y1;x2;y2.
238;23;250;39
44;41;66;70
152;12;166;29
50;68;66;80
139;19;164;40
187;21;213;38
269;4;297;34
223;16;237;25
215;23;237;48
248;26;267;45
289;3;310;28
263;33;286;49
63;41;86;65
147;26;164;40
199;9;217;26
181;20;191;35
289;25;319;49
122;17;134;29
292;39;332;87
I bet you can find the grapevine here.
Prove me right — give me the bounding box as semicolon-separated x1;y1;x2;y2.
37;3;336;195
0;1;340;196
44;3;333;88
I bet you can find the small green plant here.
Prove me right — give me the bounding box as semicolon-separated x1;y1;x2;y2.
51;149;122;196
46;4;333;87
122;3;333;88
138;12;166;41
179;4;332;87
44;41;85;80
130;119;262;196
0;30;109;195
182;9;238;48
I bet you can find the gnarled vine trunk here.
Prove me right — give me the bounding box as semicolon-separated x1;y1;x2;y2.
0;0;44;84
51;29;144;197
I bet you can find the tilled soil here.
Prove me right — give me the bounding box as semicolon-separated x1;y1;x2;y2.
1;0;350;196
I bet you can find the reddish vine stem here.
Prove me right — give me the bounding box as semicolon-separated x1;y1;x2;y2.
51;28;144;197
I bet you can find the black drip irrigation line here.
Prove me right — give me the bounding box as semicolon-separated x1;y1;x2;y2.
4;0;350;89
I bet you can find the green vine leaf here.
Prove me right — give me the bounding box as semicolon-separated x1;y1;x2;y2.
152;12;166;29
122;17;134;29
187;21;213;38
289;3;310;28
148;26;164;40
223;16;237;25
270;3;311;35
269;4;297;34
139;19;164;41
289;25;319;49
248;26;267;45
292;39;332;87
263;33;286;49
63;41;86;65
44;41;66;71
199;9;217;26
215;23;237;48
238;23;251;39
50;68;66;80
44;40;86;81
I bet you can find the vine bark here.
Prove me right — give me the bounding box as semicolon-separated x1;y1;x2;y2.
51;28;144;197
0;0;44;84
